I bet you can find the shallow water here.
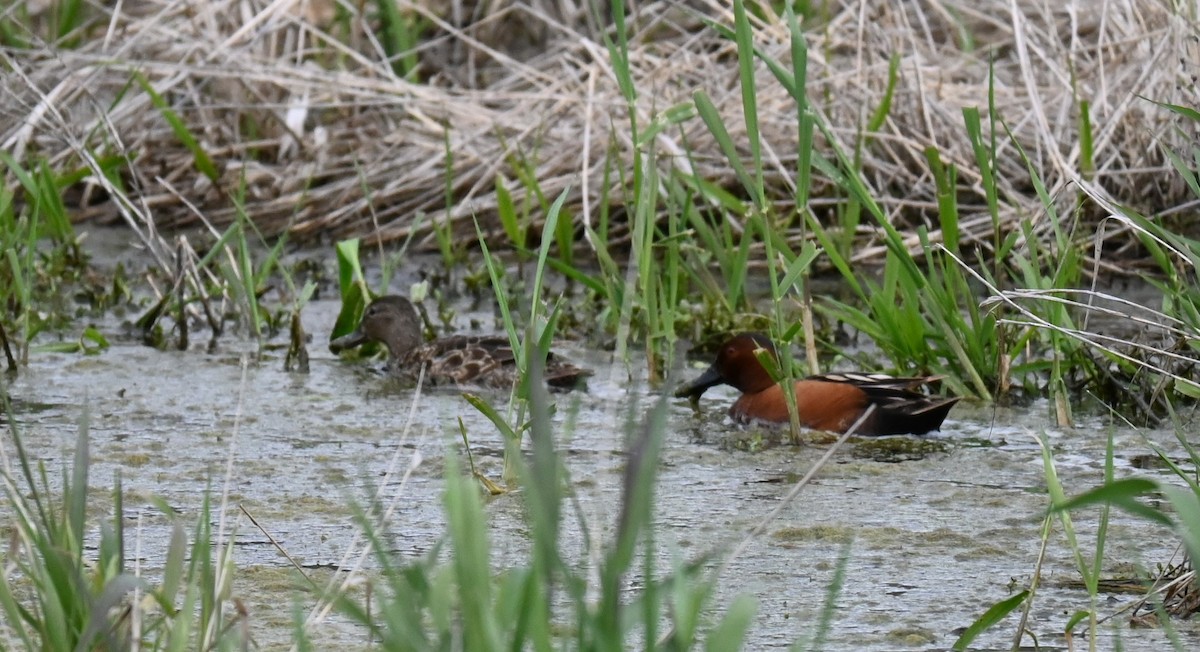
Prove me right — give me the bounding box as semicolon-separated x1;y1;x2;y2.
5;295;1200;651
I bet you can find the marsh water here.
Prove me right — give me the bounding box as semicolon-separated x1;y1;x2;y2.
4;249;1200;650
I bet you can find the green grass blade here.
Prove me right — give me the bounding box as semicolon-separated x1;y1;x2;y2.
605;0;638;129
808;539;852;651
530;187;571;331
462;393;519;444
951;590;1029;650
443;456;502;650
1141;96;1200;123
475;221;521;363
1161;484;1200;565
522;337;562;644
330;239;370;340
865;54;899;133
374;0;421;78
732;0;764;206
495;174;525;250
1051;477;1171;528
133;72;218;182
1078;99;1095;180
924;147;960;253
705;594;756;652
693;90;757;205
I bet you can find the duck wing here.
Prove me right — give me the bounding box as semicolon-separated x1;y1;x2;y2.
399;335;513;387
403;335;590;390
807;373;960;435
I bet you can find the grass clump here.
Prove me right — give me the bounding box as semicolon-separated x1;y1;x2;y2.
3;0;1199;415
319;340;868;650
0;153;117;366
330;375;759;650
0;401;248;650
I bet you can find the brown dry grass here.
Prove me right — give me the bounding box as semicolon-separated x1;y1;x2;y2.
1;0;1197;262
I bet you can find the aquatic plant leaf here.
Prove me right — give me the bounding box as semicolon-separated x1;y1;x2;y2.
705;594;756;652
531;187;569;330
951;589;1028;650
159;522;187;607
475;219;520;362
1063;609;1091;633
1160;484;1200;566
778;241;820;294
542;256;605;294
462;393;518;445
1053;477;1172;528
442;456;502;650
80;326;109;354
330;239;368;341
1175;378;1200;399
334;239;363;295
456;417;507;495
32;342;85;354
81;574;141;649
809;539;853;651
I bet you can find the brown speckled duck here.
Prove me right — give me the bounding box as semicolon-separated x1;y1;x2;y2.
329;295;590;390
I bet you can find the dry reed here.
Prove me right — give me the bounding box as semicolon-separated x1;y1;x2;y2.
1;0;1197;262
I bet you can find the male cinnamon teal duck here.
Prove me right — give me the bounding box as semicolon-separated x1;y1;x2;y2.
675;333;958;435
329;295;590;390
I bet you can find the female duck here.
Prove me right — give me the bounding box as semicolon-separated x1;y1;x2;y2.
675;333;958;435
330;295;589;390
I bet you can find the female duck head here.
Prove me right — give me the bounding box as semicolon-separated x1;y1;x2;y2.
329;296;423;358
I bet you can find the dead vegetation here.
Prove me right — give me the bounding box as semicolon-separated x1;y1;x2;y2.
1;0;1198;261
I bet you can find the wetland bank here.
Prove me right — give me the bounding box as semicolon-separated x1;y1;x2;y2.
5;0;1200;650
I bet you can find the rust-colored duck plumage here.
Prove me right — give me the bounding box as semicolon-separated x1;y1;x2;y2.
675;333;958;435
330;295;589;390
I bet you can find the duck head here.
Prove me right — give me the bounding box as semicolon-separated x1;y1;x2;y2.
329;295;423;359
675;333;779;400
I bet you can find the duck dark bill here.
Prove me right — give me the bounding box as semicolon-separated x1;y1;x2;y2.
674;364;725;402
329;328;368;353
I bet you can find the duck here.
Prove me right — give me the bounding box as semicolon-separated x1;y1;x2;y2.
675;333;958;435
329;295;590;390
